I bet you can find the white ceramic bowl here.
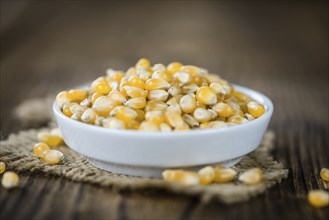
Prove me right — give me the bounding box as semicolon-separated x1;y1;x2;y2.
53;84;273;177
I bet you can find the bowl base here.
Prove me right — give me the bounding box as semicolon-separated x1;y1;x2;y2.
87;157;243;178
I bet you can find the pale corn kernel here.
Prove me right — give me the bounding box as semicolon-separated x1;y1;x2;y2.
209;82;226;97
106;69;125;82
108;80;119;91
124;86;148;98
238;168;264;185
145;100;168;112
95;116;105;126
208;109;218;120
228;115;248;124
165;111;184;128
225;98;243;116
180;95;197;113
247;101;265;118
203;74;221;83
214;166;237;183
162;170;200;186
244;113;255;121
180;65;201;75
81;108;97;124
49;127;62;137
148;90;169;101
68;89;88;102
56;91;71;108
167;62;182;73
92;96;121;116
174;122;190;131
37;132;63;148
62;103;73;117
152;63;167;72
139;121;159;131
173;71;191;85
127;76;145;89
152;70;172;82
320;168;329;181
126;67;137;76
212;103;234;118
135;109;145;122
191;75;208;87
206;121;228;129
159;122;172;131
193;107;212;123
166;95;183;106
233;91;252;103
136;58;151;68
196;101;206;109
196;86;217;105
198;166;215;185
126;120;140;130
238;102;248;113
307;190;329;208
103;117;125;129
42;150;64;165
33;143;51;158
145;110;165;125
1;171;19;189
80;98;91;107
199;122;209;129
124;97;147;109
70;104;87;116
145;78;171;90
91;92;103;104
137;68;152;81
182;83;199;94
0;162;6;174
167;103;182;115
113;106;137;123
168;84;182;96
108;91;127;103
182;114;199;128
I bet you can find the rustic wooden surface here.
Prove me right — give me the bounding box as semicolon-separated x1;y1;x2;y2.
0;1;328;219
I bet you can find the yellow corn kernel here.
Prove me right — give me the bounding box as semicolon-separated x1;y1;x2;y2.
212;103;234;118
238;102;248;113
320;168;329;181
112;106;137;123
135;109;145;122
233;91;252;103
198;166;215;185
1;171;19;189
148;90;169;101
199;122;209;129
91;92;103;104
196;101;206;109
124;97;146;109
165;111;184;128
126;120;140;130
145;110;165;125
180;65;201;75
127;76;146;89
191;75;208;87
152;70;172;82
162;169;200;186
152;63;167;72
124;86;148;98
167;103;182;115
159;122;172;131
108;91;127;103
238;168;264;185
0;162;6;174
62;103;73;117
126;67;137;76
145;100;168;112
138;121;159;131
137;68;152;81
68;89;88;102
56;91;71;108
227;115;248;124
37;132;63;148
174;122;190;131
213;166;237;183
42;150;64;165
92;96;120;116
203;74;221;83
183;114;199;128
206;121;228;129
81;108;97;124
70;104;87;117
102;117;125;129
173;71;191;85
196;86;217;105
167;62;182;73
136;58;151;68
166;95;183;106
33;143;51;158
180;95;197;113
91;77;111;94
247;102;265;118
193;108;212;123
307;190;329;208
168;84;182;97
209;82;226;97
182;83;199;94
145;78;171;90
106;69;125;82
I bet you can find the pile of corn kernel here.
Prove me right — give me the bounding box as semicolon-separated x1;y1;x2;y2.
56;58;266;131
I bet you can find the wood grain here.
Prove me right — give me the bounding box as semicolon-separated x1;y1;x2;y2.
0;1;328;219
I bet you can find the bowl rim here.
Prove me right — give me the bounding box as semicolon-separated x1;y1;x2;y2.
53;84;274;137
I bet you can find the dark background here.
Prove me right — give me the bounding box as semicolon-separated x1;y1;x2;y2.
0;1;328;219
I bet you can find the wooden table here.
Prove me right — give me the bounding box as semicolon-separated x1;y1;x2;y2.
1;1;328;219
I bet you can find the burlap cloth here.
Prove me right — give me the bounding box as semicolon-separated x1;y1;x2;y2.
0;98;288;204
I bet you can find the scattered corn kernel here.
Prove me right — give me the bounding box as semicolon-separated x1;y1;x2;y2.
307;190;329;208
37;131;63;148
162;169;200;186
33;143;51;158
214;166;237;183
198;166;215;185
42;150;64;165
320;168;329;181
1;171;19;189
238;168;264;185
0;162;6;174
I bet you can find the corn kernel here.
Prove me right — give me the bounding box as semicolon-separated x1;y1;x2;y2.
56;91;71;108
180;95;197;113
108;91;126;103
212;103;234;118
136;58;151;68
228;115;248;124
137;68;152;81
135;109;145;122
168;84;182;96
81;108;97;124
213;166;237;183
152;63;167;72
320;168;329;181
182;83;199;94
167;103;182;115
0;162;6;174
127;76;145;89
167;62;182;73
145;110;165;125
33;143;51;158
162;169;199;186
145;78;171;90
152;70;172;82
145;100;168;112
124;86;148;98
103;117;125;129
173;71;191;85
166;95;183;106
244;113;255;121
148;90;169;101
68;89;88;102
139;121;159;131
209;82;226;97
62;103;73;117
174;122;190;131
196;86;217;105
106;69;125;82
1;171;19;189
180;65;201;75
126;120;140;130
42;150;64;165
247;101;265;118
238;168;264;185
91;92;103;104
159;122;172;131
124;97;146;109
91;77;111;94
206;121;227;129
307;190;329;208
193;108;212;123
112;106;137;123
92;96;121;116
37;132;63;148
165;111;184;128
233;91;252;103
183;114;199;128
198;166;215;185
